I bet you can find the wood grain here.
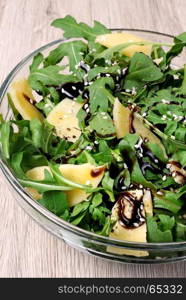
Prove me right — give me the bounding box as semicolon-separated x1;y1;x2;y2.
0;0;186;278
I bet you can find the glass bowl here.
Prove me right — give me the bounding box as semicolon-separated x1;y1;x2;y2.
1;30;186;264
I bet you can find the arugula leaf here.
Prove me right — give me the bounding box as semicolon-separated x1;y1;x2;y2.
102;172;115;202
124;52;163;90
87;65;120;81
158;214;175;232
71;201;90;218
180;64;186;95
147;215;174;242
119;136;155;189
172;150;186;168
38;191;68;216
175;221;186;241
0;121;11;159
10;152;26;178
29;119;54;153
88;77;115;113
44;41;87;79
93;140;113;164
153;191;183;213
19;178;73;193
29;65;79;90
89;112;116;137
49;163;100;192
29;53;44;72
166;32;186;63
51;15;110;41
146;142;168;163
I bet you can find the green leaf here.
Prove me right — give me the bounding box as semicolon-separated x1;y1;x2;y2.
38;191;68;216
0;121;11;159
93;140;113;164
7;93;19;118
71;201;90;217
10;152;26;178
87;65;120;81
175;222;186;241
124;52;163;90
180;64;186;95
44;41;87;79
30;53;44;72
172;150;186;168
49;163;99;192
19;178;73;193
29;65;78;90
98;216;112;236
158;214;175;232
153;191;183;213
119;136;155;189
102;172;115;202
88;77;115;113
51;15;110;41
89;112;116;137
147;216;173;242
146;142;168;163
166;32;186;63
29;119;54;153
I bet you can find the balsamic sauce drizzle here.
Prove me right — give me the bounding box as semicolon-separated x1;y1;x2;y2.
118;192;145;229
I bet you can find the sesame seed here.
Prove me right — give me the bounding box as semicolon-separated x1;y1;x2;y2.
85;146;93;151
123;163;128;169
142;112;147;117
139;184;143;189
44;103;51;108
72;86;76;90
161;99;170;104
162;175;167;181
125;89;131;93
172;171;177;178
173;74;179;80
94;141;99;145
103;116;108;119
161;115;167;120
171;135;175;140
121;186;127;190
86;108;90;113
101;112;106;115
84;104;89;109
154;159;159;163
157;191;164;196
131;87;136;95
86;180;91;185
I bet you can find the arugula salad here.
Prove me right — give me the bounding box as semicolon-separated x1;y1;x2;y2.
1;16;186;255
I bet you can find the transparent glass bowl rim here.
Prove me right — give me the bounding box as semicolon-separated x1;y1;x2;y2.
0;28;186;252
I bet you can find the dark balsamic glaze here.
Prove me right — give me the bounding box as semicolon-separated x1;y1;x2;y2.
169;160;182;168
118;192;145;229
117;176;126;191
139;148;161;175
91;166;105;178
56;82;85;100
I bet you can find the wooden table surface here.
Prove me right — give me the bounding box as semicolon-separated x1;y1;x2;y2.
0;0;186;278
